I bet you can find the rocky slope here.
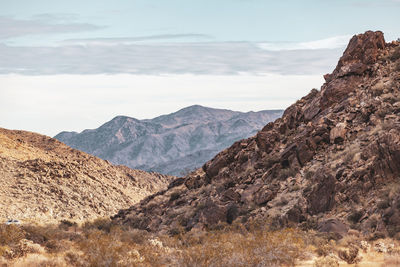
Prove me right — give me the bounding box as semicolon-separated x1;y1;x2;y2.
0;128;172;222
55;106;282;176
113;31;400;239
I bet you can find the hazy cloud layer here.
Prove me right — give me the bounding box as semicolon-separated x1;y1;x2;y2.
62;34;215;44
0;42;343;75
257;35;351;51
0;16;103;39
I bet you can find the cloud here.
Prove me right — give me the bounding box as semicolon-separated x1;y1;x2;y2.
0;42;343;75
0;16;103;40
31;13;81;23
61;34;214;45
257;35;351;51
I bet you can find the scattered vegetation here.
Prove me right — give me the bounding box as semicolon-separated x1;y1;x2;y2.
0;219;307;266
0;218;398;266
338;246;361;264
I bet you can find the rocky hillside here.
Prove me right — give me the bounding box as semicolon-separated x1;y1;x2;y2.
55;106;282;176
113;31;400;239
0;128;172;222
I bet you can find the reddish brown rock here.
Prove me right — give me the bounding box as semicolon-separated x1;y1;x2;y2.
112;31;400;238
321;31;386;108
307;171;336;215
256;130;280;153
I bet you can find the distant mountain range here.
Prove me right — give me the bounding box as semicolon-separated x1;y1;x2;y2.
55;105;283;175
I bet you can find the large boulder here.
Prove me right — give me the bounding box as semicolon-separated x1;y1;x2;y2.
306;171;336;215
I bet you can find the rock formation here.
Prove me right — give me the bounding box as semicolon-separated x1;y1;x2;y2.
55;106;283;176
0;128;173;222
112;31;400;239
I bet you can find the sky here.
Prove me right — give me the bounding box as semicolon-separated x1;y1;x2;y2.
1;0;399;136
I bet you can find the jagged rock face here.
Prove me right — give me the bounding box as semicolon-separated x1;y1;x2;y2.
55;106;282;176
112;31;400;238
0;128;173;222
321;31;386;108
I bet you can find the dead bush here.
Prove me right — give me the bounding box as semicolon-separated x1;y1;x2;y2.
58;219;77;231
78;229;143;266
23;224;76;246
0;225;25;246
338;246;361;264
169;227;307;266
314;255;339;267
82;217;113;233
347;209;364;224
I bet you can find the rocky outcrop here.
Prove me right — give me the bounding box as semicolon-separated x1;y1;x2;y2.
112;31;400;239
0;128;173;222
322;31;386;108
55;106;283;176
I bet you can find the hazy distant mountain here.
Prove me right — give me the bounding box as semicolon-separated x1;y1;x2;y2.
55;105;283;175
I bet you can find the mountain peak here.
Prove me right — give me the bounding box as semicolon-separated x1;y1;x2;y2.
321;31;386;108
55;106;283;175
112;32;400;239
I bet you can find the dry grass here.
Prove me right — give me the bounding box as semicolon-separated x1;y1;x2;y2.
0;219;399;266
0;219;310;266
167;227;307;266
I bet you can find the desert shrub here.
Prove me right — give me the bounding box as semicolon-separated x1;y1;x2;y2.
82;217;113;233
169;227;307;266
168;225;185;236
368;231;386;241
313;255;339;267
58;219;77;231
119;228;150;245
338;246;361;264
347;209;364;224
0;225;25;246
44;239;71;254
78;229;144;267
23;224;75;245
315;242;335;257
169;192;180;202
